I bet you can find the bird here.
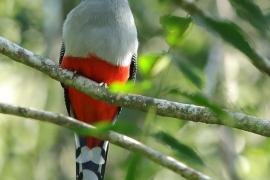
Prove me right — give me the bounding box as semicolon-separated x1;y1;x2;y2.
59;0;138;179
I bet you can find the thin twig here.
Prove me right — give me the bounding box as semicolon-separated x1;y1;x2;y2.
0;102;210;180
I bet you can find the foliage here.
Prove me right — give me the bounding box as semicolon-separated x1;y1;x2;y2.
0;0;270;180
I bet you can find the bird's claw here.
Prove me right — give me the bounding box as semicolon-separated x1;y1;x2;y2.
72;70;78;79
99;82;108;88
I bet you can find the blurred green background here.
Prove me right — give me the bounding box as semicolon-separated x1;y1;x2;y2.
0;0;270;179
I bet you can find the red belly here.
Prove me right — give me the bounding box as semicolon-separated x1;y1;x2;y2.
60;55;130;147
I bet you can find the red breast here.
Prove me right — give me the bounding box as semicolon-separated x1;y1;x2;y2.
61;55;130;147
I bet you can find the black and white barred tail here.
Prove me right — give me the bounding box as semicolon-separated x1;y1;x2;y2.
75;135;109;180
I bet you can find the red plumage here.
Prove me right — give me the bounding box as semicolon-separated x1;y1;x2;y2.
61;55;130;147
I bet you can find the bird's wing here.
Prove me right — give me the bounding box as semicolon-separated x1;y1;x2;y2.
129;54;137;81
59;42;65;65
117;54;137;116
59;42;71;115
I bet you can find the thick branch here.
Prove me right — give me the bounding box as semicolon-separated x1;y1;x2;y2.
0;102;210;180
0;37;270;137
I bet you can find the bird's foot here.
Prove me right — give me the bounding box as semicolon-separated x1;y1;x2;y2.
99;82;108;88
72;70;78;79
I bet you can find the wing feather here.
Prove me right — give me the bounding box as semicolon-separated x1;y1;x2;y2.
129;54;137;81
59;42;71;115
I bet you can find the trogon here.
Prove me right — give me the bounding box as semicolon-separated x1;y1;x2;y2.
59;0;138;179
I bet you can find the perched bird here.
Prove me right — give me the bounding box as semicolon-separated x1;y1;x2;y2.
59;0;138;179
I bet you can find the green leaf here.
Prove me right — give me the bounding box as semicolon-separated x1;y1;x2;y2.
266;12;270;22
125;153;142;180
74;121;140;138
174;58;203;88
109;81;136;93
228;0;269;35
154;131;204;166
151;55;171;76
193;15;267;70
112;121;140;135
138;54;161;77
94;122;114;133
109;81;152;93
74;122;113;137
160;15;191;46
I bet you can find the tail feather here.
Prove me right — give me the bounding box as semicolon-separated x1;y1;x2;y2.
75;134;109;180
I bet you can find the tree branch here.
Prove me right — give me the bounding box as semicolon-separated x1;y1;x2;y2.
0;102;210;180
0;36;270;137
1;37;270;136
